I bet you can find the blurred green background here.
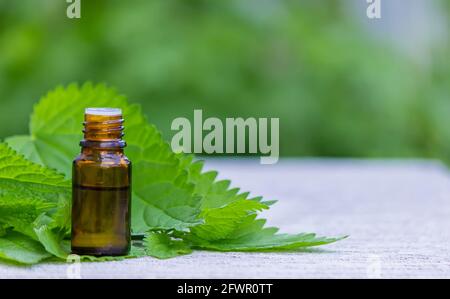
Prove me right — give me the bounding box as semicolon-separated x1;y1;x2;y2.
0;0;449;161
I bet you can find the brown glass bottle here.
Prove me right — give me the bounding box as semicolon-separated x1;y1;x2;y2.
71;108;131;256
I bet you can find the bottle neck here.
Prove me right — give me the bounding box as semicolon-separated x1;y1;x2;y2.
81;146;124;155
80;111;126;151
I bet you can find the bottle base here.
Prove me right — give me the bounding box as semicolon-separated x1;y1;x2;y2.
71;246;130;256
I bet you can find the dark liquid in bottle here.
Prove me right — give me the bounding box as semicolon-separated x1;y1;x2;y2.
71;184;131;256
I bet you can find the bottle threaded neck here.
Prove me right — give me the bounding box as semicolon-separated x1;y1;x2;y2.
81;108;125;148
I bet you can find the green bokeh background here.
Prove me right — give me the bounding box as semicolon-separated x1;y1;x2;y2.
0;0;449;161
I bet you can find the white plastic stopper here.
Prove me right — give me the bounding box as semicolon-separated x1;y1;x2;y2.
85;108;122;116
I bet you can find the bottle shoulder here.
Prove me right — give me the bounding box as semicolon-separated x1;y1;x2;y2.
73;151;131;168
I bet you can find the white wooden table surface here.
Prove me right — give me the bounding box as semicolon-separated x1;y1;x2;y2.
1;159;449;278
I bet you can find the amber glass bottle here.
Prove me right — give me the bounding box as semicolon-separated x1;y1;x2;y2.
71;108;131;256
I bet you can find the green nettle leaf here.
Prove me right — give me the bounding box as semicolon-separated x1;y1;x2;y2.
186;215;347;251
0;232;52;265
0;143;71;238
190;196;268;241
181;155;277;245
144;231;192;259
7;83;201;232
4;82;345;261
33;214;70;259
0;143;71;263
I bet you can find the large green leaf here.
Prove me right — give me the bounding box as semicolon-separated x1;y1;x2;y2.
0;232;52;265
7;83;201;232
0;143;70;239
144;231;192;259
187;215;347;251
0;143;71;261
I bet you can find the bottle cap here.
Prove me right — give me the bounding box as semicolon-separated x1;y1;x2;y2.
85;108;122;116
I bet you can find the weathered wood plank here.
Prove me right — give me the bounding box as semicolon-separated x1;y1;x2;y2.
1;159;449;278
